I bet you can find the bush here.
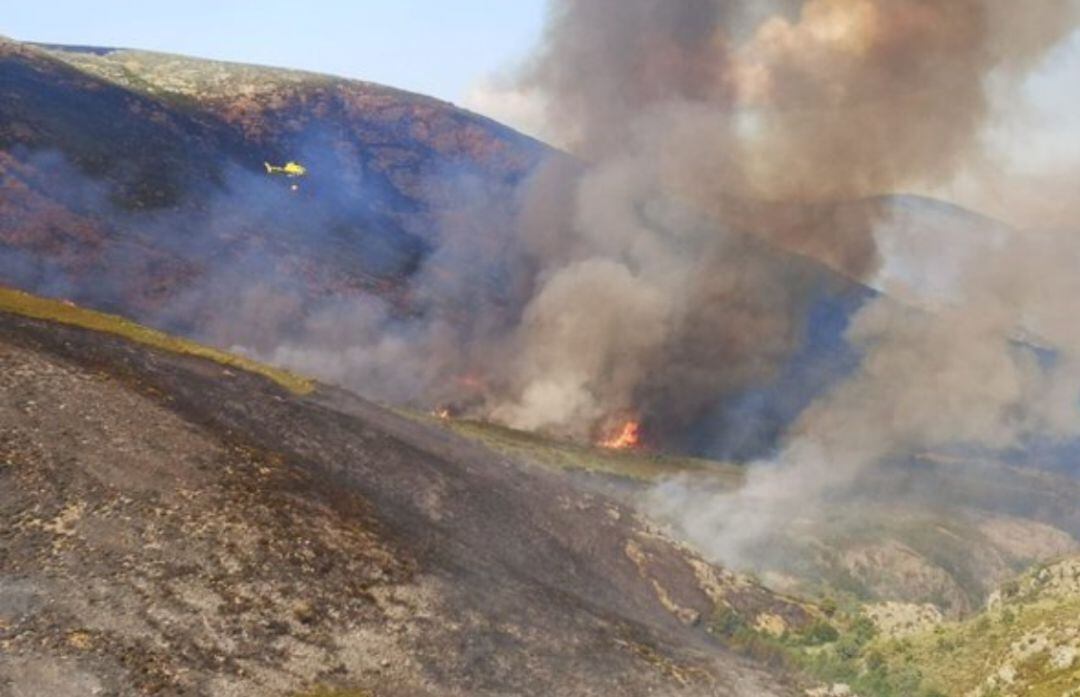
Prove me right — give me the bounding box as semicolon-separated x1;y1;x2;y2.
707;607;794;671
836;634;864;660
709;606;746;638
800;619;841;646
889;665;924;694
850;616;879;644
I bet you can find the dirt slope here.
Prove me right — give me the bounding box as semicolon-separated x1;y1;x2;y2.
0;305;809;696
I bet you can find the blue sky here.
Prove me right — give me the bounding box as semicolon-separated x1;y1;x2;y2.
3;1;547;103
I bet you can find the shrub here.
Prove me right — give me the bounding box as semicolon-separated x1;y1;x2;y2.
800;619;841;646
709;606;746;638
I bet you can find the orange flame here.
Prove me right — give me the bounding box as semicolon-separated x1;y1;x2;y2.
433;406;452;421
598;420;642;450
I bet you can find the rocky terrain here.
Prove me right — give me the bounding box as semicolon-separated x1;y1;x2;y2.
800;555;1080;697
0;293;819;696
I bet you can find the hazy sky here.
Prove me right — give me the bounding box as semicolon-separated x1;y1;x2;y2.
3;1;547;104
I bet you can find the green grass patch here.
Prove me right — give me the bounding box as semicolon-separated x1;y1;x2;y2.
706;598;958;697
0;287;313;395
409;412;744;484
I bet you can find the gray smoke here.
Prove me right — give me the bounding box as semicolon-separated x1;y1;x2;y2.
237;0;1080;457
468;0;1080;569
645;225;1080;566
471;0;1079;443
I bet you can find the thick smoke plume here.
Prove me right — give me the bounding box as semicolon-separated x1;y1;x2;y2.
529;0;1080;570
475;0;1079;442
646;228;1080;565
474;0;1080;569
522;0;1078;201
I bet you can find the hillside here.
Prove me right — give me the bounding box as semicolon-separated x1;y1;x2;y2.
361;406;1079;634
6;36;1080;696
0;291;817;696
782;555;1080;697
11;291;1072;697
7;292;1076;697
0;37;545;322
871;556;1080;696
0;36;1004;463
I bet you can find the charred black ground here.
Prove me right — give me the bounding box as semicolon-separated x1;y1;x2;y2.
0;306;814;696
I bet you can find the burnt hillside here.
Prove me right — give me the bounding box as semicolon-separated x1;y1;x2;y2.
0;37;1010;462
0;38;546;322
0;299;810;696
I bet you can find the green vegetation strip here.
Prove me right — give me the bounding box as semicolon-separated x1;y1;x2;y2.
403;410;745;484
871;597;1080;697
0;287;313;395
709;579;1080;697
708;604;950;697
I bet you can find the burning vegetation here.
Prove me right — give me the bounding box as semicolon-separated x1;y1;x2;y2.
598;419;644;451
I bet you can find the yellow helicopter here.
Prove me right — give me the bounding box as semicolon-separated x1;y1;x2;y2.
264;161;307;192
264;161;308;177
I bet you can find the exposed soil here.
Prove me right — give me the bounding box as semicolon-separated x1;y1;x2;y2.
0;310;805;696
